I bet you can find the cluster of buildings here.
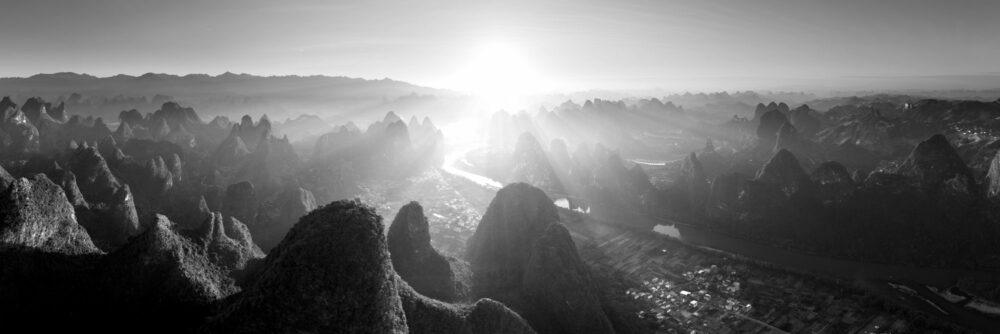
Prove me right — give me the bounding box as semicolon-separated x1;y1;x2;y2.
569;217;921;333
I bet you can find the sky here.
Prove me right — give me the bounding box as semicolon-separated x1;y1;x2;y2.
2;0;999;93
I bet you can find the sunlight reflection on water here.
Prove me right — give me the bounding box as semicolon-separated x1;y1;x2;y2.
653;224;682;238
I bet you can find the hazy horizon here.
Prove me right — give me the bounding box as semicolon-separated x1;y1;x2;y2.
3;0;1000;94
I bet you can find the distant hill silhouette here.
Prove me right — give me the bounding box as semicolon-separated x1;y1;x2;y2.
0;72;455;124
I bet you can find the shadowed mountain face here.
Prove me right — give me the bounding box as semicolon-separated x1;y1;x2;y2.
388;201;470;302
896;133;978;194
66;146;141;251
988;150;1000;198
103;215;240;311
508;132;563;194
198;212;265;273
252;186;318;252
467;183;614;334
677;152;709;217
810;161;855;204
756;109;789;145
467;183;562;289
755;149;807;196
0;212;241;333
204;200;409;333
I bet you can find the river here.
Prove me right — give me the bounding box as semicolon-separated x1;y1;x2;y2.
441;144;502;190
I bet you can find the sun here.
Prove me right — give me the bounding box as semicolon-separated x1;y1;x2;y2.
442;42;553;110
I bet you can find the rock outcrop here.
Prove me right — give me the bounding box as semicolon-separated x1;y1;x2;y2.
66;146;141;250
203;200;409;333
897;134;978;194
810;161;855;204
251;186;317;252
215;125;251;165
0;173;100;255
678;152;709;217
0;212;237;333
199;212;265;272
68;146;122;199
508;132;563;193
0;163;13;190
118;109;143;126
522;223;612;334
755;149;807;196
1;108;41;154
103;214;238;328
756;109;789;146
388;202;468;302
167;153;183;182
706;173;746;221
113;122;134;143
397;279;535;334
152;102;203;129
97;135;119;161
773;122;801;151
221;181;257;228
53;170;89;209
143;155;174;195
988;149;1000;199
789;105;821;137
314;123;363;157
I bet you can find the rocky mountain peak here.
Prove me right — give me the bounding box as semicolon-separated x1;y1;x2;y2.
0;173;101;255
466;183;613;334
203;200;409;332
97;135;118;160
521;223;615;334
680;152;709;216
466;183;559;281
239;115;253;129
384;111;402;123
199;212;264;272
68;146;122;198
757;109;789;144
756;149;807;195
897;134;976;193
0;96;15;112
509;132;563;193
988;149;1000;199
387;201;464;301
214;125;251;165
113;122;133;142
221;181;256;228
250;186;316;252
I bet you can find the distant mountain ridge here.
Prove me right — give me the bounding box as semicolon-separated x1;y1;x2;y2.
1;71;447;96
0;72;455;125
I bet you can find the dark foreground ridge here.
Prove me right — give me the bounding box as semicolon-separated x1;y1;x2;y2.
203;199;535;334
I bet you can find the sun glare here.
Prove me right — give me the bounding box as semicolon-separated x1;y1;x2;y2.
443;42;553;111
